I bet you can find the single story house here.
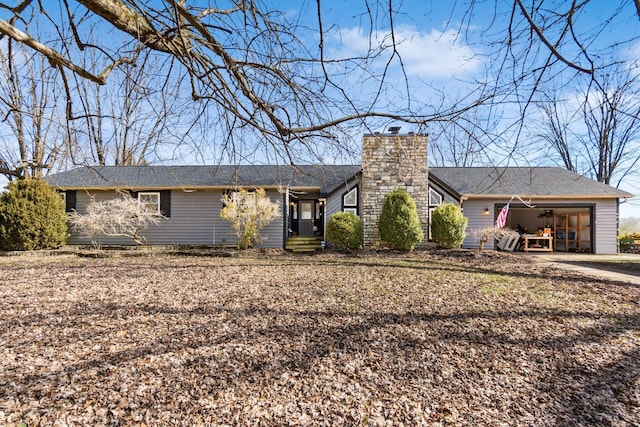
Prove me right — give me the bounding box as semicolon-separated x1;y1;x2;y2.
45;133;633;254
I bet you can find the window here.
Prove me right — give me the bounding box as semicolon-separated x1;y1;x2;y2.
344;187;357;206
138;192;160;214
429;187;443;206
300;201;313;220
342;186;358;215
343;207;358;216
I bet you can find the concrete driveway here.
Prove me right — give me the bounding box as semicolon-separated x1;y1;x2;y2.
524;252;640;285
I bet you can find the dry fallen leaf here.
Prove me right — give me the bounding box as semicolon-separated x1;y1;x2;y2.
0;250;638;426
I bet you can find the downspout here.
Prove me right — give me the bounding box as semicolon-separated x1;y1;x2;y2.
283;186;289;249
617;198;622;254
321;197;327;246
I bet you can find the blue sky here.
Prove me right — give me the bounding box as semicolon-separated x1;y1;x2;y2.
272;0;640;217
1;1;639;217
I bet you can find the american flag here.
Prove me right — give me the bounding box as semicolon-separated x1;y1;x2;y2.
495;203;510;228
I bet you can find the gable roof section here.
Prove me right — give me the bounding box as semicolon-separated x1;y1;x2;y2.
46;165;362;195
429;167;634;199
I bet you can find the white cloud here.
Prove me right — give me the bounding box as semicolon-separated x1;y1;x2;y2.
328;24;482;79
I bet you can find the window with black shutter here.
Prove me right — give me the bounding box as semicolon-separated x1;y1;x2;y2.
65;190;76;212
160;190;171;217
135;190;171;217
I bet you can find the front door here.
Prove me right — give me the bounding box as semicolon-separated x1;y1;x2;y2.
298;201;314;236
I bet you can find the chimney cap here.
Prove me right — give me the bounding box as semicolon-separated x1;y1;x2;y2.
388;126;401;134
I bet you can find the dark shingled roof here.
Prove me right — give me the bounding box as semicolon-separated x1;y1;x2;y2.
429;167;634;198
46;165;633;199
45;165;362;195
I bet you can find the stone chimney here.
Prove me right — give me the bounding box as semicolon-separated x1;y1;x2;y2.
361;132;429;248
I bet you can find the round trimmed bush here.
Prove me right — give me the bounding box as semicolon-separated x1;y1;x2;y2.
327;211;363;250
430;202;467;248
378;189;424;251
0;178;68;251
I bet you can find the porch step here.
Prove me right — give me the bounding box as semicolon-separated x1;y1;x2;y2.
285;237;323;253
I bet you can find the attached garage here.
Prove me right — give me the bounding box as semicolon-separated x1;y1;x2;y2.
429;167;634;254
502;205;593;252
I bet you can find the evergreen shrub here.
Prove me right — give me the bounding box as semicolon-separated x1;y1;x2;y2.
431;202;468;248
327;211;363;250
0;179;68;251
378;189;424;251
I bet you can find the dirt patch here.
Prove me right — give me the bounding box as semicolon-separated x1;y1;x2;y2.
1;250;639;425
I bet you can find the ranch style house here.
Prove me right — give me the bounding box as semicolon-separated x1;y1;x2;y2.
45;133;633;254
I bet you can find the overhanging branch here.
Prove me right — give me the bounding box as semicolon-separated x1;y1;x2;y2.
0;19;117;85
514;0;594;75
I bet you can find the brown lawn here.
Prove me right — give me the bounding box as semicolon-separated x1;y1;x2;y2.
1;250;639;426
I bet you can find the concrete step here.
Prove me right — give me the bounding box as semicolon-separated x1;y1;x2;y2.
286;237;322;253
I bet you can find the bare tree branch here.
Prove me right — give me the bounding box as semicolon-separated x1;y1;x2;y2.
1;1;638;179
0;19;113;84
514;0;593;75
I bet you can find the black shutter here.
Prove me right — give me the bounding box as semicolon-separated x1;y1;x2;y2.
66;190;76;212
160;190;171;217
222;189;231;207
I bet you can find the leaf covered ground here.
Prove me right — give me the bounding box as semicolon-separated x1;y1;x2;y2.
1;250;639;426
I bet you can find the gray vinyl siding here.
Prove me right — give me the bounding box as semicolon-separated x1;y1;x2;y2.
67;189;285;248
326;176;361;219
593;199;619;254
324;176;361;244
460;199;495;249
325;190;343;220
255;193;285;248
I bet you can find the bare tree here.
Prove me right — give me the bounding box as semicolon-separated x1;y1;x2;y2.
69;191;162;245
534;66;640;187
534;91;578;173
0;39;64;178
580;69;640;186
1;1;638;166
64;50;188;166
620;216;640;236
0;2;427;139
0;1;506;163
428;109;504;167
455;1;640;159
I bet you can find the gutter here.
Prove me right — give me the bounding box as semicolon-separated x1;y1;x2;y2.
459;194;631;200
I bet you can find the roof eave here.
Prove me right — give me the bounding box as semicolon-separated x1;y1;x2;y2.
52;184;323;192
428;172;462;200
461;194;633;200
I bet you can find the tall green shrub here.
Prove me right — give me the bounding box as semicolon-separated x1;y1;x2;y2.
0;179;68;251
378;189;424;251
431;202;468;248
327;212;363;250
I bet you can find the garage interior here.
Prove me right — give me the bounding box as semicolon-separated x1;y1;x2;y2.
500;206;593;253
